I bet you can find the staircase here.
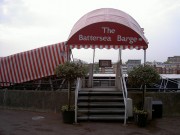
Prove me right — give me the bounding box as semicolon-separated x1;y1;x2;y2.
77;88;125;121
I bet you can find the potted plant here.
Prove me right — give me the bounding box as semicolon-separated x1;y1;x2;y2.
55;61;87;124
128;65;160;126
134;107;148;127
61;105;75;124
128;65;160;108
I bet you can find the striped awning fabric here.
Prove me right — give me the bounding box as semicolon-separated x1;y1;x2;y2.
0;42;67;86
69;44;145;50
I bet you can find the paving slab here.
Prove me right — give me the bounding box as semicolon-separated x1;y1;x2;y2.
0;109;180;135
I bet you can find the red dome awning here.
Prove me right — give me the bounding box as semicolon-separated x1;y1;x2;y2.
67;8;148;50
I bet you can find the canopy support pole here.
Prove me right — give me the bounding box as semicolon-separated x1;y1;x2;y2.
144;49;146;66
66;45;71;62
92;48;95;88
119;49;122;63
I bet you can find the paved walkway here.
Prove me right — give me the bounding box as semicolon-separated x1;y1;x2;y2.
0;109;180;135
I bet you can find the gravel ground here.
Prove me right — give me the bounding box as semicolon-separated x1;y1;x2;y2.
0;109;180;135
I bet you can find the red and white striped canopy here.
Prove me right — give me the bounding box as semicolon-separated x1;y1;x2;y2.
0;42;67;86
67;8;148;50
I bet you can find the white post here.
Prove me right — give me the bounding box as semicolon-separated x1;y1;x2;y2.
144;49;146;66
92;48;95;88
71;49;74;62
93;49;95;64
68;48;71;62
119;49;122;63
88;64;93;88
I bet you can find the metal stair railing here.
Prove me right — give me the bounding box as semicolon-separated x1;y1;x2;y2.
116;61;128;125
120;62;128;125
75;78;82;123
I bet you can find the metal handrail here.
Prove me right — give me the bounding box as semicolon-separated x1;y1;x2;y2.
116;60;128;125
119;62;127;125
122;79;128;99
75;78;81;123
121;67;128;98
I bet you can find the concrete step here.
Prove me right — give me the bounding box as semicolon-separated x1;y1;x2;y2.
77;89;125;122
81;88;118;91
78;102;124;107
77;115;124;121
79;91;123;96
78;108;125;114
78;96;124;102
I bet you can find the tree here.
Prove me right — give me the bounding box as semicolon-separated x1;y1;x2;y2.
128;65;160;108
55;61;87;110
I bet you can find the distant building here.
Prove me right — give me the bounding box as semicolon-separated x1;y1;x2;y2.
153;61;165;68
145;61;154;66
126;59;141;72
94;62;115;74
112;63;127;74
152;60;180;74
95;56;180;75
167;56;180;64
122;64;128;74
99;67;115;74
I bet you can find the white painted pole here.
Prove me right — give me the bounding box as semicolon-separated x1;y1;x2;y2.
71;50;74;62
144;49;146;66
93;48;95;65
119;49;122;63
92;48;95;88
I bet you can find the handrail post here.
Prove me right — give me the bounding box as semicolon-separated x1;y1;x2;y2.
118;61;128;125
75;78;81;124
117;49;128;125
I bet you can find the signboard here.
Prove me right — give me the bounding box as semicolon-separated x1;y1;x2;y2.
67;22;147;47
99;60;112;67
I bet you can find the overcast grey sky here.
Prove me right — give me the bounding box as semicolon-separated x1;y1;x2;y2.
0;0;180;63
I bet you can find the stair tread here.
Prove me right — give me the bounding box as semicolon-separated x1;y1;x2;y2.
78;108;125;113
78;102;124;105
78;107;125;110
78;115;125;120
79;91;122;93
77;89;126;122
78;98;123;102
79;92;123;95
78;101;124;104
81;88;118;91
78;96;123;99
79;108;124;111
79;114;124;117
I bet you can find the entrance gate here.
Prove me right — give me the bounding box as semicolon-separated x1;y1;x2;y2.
66;8;148;124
